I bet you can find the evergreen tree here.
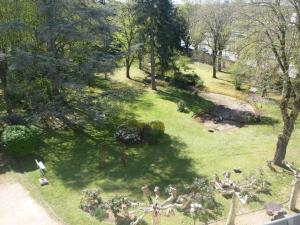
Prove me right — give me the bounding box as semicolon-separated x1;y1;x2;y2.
0;0;35;114
135;0;180;90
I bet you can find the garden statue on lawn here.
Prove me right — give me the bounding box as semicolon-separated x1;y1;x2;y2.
213;171;269;225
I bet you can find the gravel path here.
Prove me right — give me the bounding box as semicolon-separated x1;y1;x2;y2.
0;176;61;225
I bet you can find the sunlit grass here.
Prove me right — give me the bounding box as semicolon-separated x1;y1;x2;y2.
15;62;300;225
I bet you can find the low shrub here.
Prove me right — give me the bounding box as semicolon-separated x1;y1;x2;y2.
115;120;165;144
149;121;165;134
115;123;142;145
144;121;165;144
80;189;103;213
170;72;203;89
92;208;108;221
177;100;188;113
1;125;38;156
195;79;204;89
156;80;168;87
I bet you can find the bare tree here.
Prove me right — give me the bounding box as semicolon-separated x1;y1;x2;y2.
213;171;269;225
241;0;300;165
197;2;234;78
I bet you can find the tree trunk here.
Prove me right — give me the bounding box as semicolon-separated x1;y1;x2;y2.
125;59;131;79
218;50;222;72
289;179;300;211
138;58;142;70
273;105;299;165
150;32;157;90
273;133;289;165
273;69;300;165
119;144;127;167
212;51;217;79
185;42;190;56
0;59;12;114
138;50;143;70
226;193;238;225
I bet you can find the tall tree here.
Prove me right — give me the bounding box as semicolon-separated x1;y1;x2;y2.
113;0;139;79
198;2;234;78
26;0;115;95
242;0;300;165
0;0;35;114
135;0;180;90
178;1;205;55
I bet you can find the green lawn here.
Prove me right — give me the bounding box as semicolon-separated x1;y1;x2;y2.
13;62;300;225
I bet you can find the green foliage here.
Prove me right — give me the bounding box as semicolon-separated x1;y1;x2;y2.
195;79;204;89
80;189;103;214
182;178;220;224
145;120;165;144
106;197;130;217
176;56;191;71
1;125;38;156
92;208;108;221
115;119;165;144
80;189;108;221
170;72;202;89
177;100;188;113
2;0;117;113
229;61;251;90
135;0;182;73
115;121;143;145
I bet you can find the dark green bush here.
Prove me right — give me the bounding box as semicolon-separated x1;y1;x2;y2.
116;120;165;145
92;208;108;221
1;125;38;156
177;100;188;113
170;72;203;89
80;189;103;213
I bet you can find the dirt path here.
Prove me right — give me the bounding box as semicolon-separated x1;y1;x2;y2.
198;92;255;113
0;175;61;225
195;91;257;132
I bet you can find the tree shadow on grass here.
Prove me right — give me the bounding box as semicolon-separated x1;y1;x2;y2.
99;135;199;193
9;80;150;175
41;132;200;197
157;87;214;114
8;83;200;197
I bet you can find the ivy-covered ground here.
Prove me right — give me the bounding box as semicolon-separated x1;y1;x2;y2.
8;62;300;225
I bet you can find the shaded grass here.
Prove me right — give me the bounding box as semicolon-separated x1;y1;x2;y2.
9;62;300;225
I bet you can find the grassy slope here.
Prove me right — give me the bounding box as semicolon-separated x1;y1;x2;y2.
16;62;300;225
